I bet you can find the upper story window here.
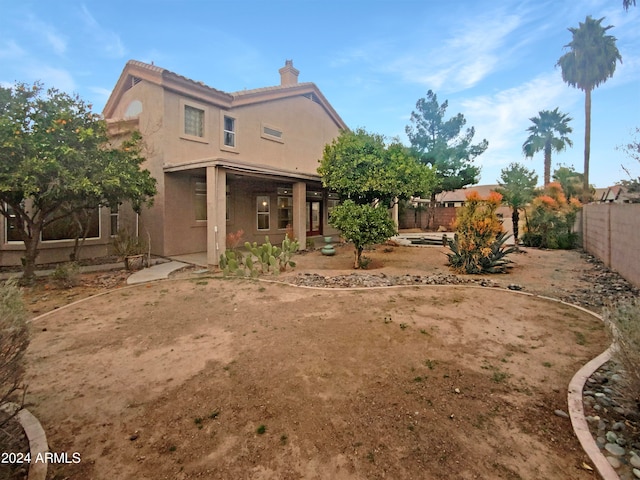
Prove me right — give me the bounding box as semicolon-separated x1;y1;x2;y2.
261;123;284;143
180;100;208;143
223;115;236;147
185;105;205;137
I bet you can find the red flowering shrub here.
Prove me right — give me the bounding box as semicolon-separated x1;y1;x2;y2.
447;192;515;274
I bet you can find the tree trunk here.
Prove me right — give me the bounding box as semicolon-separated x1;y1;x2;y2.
544;143;552;187
354;246;363;269
511;208;520;244
21;231;41;286
583;88;592;203
70;210;93;262
426;192;438;230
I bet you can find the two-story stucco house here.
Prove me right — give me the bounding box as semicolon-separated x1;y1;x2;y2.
0;59;349;269
103;59;348;266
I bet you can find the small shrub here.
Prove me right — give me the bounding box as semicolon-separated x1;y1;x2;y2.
522;183;581;249
51;262;81;288
219;236;299;277
0;279;29;426
111;228;147;258
285;224;295;242
226;229;245;251
605;299;640;403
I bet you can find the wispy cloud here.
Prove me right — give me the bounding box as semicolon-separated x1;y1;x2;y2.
0;40;26;59
79;5;126;58
459;71;580;171
24;65;76;93
25;14;67;55
331;6;535;94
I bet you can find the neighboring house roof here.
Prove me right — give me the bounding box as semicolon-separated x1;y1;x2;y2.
103;60;347;130
593;187;608;202
599;184;638;203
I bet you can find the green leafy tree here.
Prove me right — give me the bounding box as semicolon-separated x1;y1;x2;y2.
329;200;397;268
619;128;640;203
495;163;538;244
406;90;488;198
319;128;435;268
552;165;585;201
318;129;435;205
522;108;573;187
618;128;640;202
557;16;622;202
0;82;157;284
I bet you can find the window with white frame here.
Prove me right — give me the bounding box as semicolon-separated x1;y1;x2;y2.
4;204;100;242
257;196;270;231
195;180;207;221
223;115;236;147
184;105;205;137
327;192;340;215
277;196;293;229
43;208;100;241
261;123;284;143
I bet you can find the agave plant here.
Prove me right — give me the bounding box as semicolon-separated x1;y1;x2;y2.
447;231;516;274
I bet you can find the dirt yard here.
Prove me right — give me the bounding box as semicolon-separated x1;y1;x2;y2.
21;244;610;479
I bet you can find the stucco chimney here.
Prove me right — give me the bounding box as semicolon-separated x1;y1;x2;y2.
279;60;299;86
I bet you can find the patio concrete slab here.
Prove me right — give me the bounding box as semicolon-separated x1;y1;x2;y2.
168;252;208;267
126;261;189;285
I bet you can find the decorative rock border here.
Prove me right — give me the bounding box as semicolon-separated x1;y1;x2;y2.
0;402;48;480
568;346;618;479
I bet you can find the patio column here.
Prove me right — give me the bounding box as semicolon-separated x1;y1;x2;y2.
206;166;226;267
292;182;306;249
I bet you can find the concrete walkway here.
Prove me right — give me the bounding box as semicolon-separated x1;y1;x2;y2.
0;257;181;284
126;261;189;285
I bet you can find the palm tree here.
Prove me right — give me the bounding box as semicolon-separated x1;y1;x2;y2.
522;108;573;186
623;0;636;11
557;16;622;202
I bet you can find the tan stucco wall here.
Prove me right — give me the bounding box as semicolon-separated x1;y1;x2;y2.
154;87;342;256
583;203;640;289
109;80;168;255
160;90;341;175
163;172;207;256
104;66;344;260
227;96;341;174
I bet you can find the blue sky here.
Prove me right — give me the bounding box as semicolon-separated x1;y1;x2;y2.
1;0;638;188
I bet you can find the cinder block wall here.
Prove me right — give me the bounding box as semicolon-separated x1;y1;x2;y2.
400;206;457;231
583;203;640;289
